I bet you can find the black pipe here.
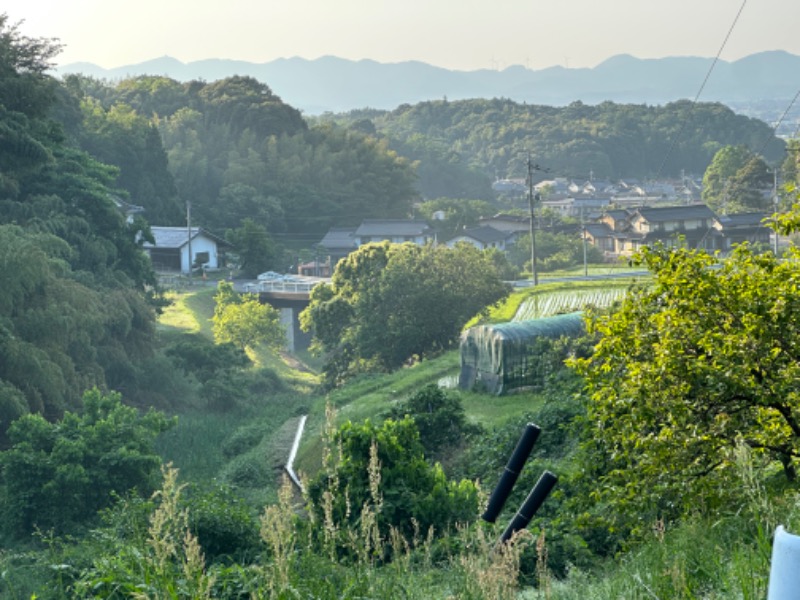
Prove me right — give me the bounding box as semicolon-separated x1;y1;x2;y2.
482;423;541;523
499;470;558;544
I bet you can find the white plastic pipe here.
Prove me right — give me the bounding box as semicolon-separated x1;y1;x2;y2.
768;525;800;599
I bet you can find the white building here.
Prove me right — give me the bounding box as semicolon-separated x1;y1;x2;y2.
144;227;228;273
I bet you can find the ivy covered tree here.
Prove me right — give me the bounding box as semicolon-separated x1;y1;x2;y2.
571;236;800;535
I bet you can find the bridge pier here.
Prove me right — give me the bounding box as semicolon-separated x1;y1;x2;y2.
241;277;327;353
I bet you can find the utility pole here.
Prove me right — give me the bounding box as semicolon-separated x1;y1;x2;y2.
581;203;588;277
774;169;780;255
186;200;193;284
527;154;538;286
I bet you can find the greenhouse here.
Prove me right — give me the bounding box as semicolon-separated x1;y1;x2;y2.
458;312;585;395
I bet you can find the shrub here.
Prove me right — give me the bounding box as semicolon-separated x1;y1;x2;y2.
0;388;174;537
183;483;260;563
222;423;266;459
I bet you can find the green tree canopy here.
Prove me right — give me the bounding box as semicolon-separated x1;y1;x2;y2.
301;242;510;385
0;388;174;536
212;281;284;352
702;145;773;214
571;239;800;535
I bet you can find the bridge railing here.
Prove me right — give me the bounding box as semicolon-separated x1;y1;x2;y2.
244;278;328;295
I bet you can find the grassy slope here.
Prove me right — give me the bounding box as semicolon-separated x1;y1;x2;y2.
155;284;318;492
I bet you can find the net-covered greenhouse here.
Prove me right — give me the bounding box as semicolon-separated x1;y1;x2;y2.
459;312;585;395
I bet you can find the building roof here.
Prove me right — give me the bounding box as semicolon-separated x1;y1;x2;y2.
448;226;511;245
354;219;432;237
584;223;614;238
144;227;228;249
318;227;356;250
634;204;717;223
717;212;768;228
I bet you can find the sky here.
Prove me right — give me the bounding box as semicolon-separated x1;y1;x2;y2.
5;0;800;71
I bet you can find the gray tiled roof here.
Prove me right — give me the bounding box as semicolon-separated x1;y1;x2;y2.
143;227;228;249
449;226;511;245
635;205;717;222
354;220;432;237
717;212;767;227
319;227;356;249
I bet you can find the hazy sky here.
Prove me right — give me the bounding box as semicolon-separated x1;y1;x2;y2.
6;0;800;71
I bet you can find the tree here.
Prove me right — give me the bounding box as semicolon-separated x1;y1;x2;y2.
0;388;174;536
225;217;280;277
212;281;284;352
570;239;800;533
702;145;772;213
301;242;510;385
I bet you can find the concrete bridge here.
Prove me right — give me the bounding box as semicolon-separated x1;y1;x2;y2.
238;276;329;352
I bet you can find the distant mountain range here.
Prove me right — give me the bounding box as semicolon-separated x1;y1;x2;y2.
55;51;800;116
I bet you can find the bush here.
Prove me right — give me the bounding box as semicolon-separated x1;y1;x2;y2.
222;423;266;459
307;417;479;546
0;388;174;537
221;453;272;489
386;384;483;463
183;483;260;563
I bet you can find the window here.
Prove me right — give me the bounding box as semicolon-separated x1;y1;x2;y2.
194;251;210;267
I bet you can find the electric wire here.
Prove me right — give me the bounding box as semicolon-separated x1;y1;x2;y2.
655;0;748;180
756;87;800;158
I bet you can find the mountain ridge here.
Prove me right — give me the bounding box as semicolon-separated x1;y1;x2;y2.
54;52;800;116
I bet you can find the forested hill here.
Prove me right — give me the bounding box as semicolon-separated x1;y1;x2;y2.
327;99;784;200
67;74;418;238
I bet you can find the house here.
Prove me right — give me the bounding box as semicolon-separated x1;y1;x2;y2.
111;195;145;224
353;219;434;246
143;227;228;273
542;196;612;218
586;205;721;256
316;227;357;266
316;220;434;271
477;213;530;235
445;226;513;251
714;212;771;250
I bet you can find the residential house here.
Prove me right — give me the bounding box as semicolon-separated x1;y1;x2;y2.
585;205;721;256
143;227;228;273
477;213;530;237
353;219;434;246
445;226;513;251
714;212;771;250
316;220;435;271
316;227;357;268
111;195;145;224
542;196;612;218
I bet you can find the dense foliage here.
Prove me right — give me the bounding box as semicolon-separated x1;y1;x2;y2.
68;75;419;242
571;239;800;535
212;281;284;353
333;99;784;199
0;15;160;438
0;388;173;537
307;416;479;546
702;144;773;213
301;241;510;385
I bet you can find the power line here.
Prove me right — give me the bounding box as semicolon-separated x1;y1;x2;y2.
756;87;800;159
655;0;748;179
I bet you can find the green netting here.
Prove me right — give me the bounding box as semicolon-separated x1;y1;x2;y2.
459;312;585;395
